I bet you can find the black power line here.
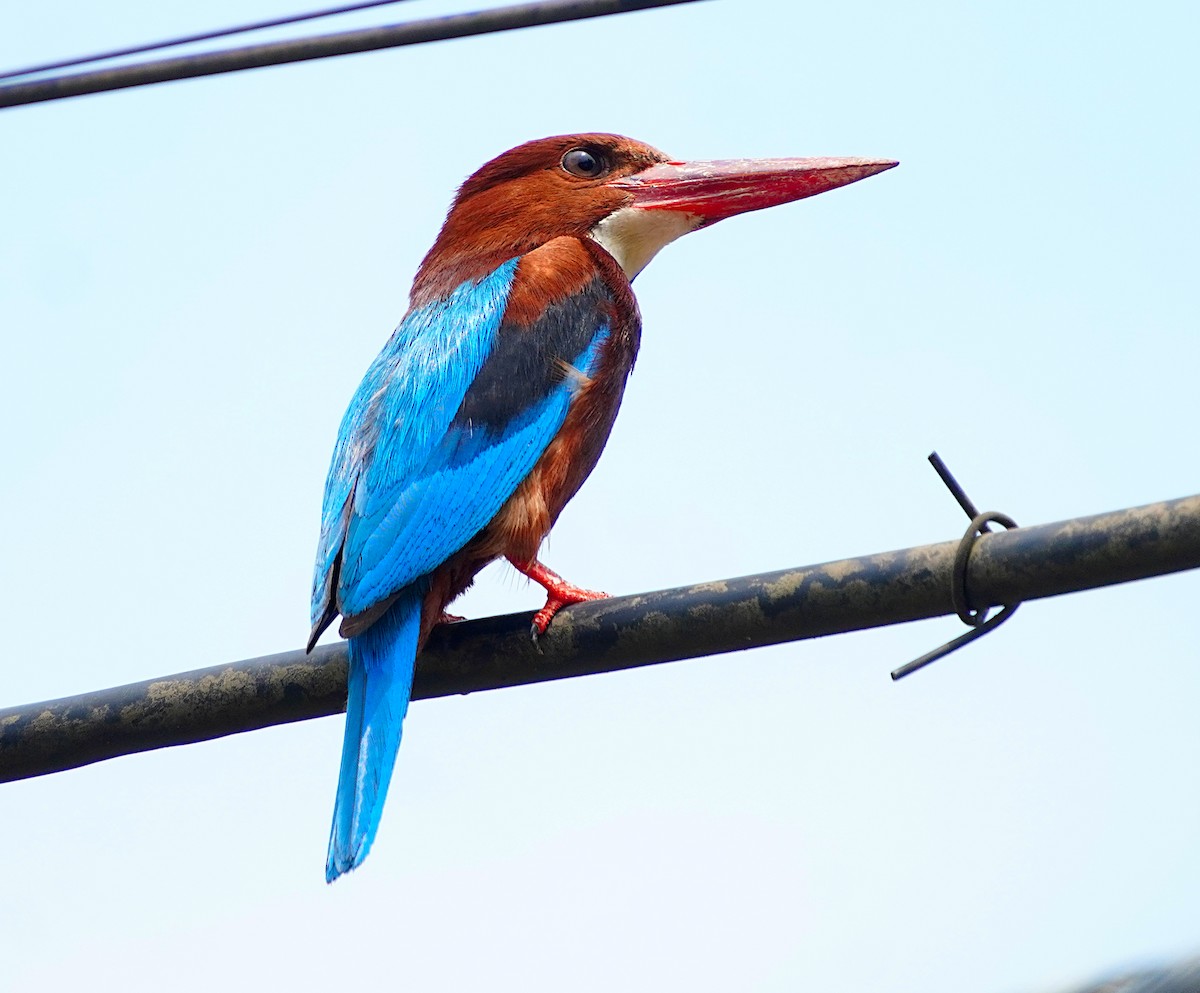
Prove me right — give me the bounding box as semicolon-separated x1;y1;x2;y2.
3;491;1198;783
0;0;419;82
0;0;709;109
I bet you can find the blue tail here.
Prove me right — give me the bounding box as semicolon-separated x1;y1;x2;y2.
326;588;423;882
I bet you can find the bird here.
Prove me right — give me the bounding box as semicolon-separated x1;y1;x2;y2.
308;133;896;881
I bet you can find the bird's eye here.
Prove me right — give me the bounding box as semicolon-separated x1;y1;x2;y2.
561;148;605;179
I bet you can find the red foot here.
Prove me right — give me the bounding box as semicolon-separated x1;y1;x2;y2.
507;557;609;639
437;611;466;625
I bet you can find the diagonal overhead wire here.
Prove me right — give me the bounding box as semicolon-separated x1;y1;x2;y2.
0;0;709;109
0;0;420;82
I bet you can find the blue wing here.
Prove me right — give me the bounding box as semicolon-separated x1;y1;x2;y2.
310;254;613;634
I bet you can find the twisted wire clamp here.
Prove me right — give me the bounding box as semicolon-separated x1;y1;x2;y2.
891;453;1021;681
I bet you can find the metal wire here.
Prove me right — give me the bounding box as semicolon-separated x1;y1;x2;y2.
928;450;982;521
891;454;1021;680
0;0;419;82
0;0;710;109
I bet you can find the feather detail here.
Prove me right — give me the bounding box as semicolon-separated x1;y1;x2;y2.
409;136;669;308
319;243;633;631
440;243;641;569
326;585;424;882
309;259;518;636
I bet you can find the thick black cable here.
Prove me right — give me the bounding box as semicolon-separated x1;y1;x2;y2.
3;492;1199;783
0;0;419;82
0;0;709;109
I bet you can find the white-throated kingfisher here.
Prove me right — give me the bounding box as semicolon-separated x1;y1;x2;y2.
309;134;896;880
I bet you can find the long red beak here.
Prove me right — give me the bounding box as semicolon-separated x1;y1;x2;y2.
612;157;898;223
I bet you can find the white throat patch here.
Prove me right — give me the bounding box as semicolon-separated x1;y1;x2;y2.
589;207;702;280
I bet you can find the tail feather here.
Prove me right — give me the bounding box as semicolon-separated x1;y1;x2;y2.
326;588;423;882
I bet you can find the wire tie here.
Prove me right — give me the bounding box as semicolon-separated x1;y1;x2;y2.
891;453;1020;680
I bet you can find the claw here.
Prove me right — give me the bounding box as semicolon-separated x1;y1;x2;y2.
508;556;610;639
530;597;567;638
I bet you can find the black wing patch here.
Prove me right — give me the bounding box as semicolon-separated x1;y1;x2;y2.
451;275;611;435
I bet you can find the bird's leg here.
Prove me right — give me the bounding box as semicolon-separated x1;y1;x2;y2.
507;557;609;639
437;611;466;624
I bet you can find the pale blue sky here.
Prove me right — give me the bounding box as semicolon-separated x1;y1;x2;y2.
2;2;1198;990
